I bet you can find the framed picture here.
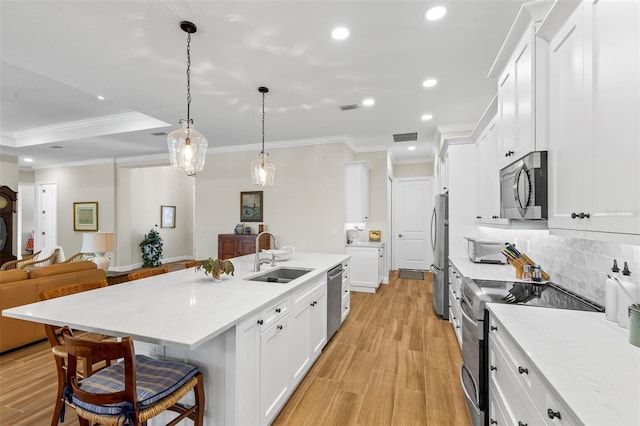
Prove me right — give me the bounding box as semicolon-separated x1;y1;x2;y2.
73;202;98;231
240;191;263;222
161;205;176;228
369;230;381;242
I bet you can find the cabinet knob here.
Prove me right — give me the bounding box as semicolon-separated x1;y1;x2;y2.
579;212;590;219
518;366;529;375
490;365;497;371
476;216;482;219
490;419;497;425
257;319;264;325
275;308;281;313
345;289;348;293
277;325;283;330
505;150;514;157
490;325;498;331
547;409;562;420
518;422;528;426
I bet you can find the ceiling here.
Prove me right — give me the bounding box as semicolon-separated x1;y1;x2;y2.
0;1;523;169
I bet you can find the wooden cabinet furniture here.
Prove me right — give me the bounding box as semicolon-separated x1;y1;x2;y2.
543;0;640;242
0;186;18;266
488;312;580;425
236;274;328;426
345;245;382;293
217;233;270;260
345;162;369;223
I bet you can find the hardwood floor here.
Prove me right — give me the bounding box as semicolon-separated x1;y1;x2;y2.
0;270;470;426
273;271;471;425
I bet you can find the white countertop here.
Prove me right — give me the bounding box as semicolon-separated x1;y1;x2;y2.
2;252;348;351
450;256;533;282
488;304;640;425
345;242;384;248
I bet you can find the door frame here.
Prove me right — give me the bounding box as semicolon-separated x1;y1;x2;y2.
392;176;433;270
35;181;57;252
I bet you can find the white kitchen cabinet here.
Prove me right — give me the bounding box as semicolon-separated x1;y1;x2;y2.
341;259;351;322
488;313;580;426
496;21;548;169
545;0;640;241
345;162;369;223
345;244;383;293
260;313;291;425
290;276;327;384
475;117;502;224
236;312;261;426
448;262;463;348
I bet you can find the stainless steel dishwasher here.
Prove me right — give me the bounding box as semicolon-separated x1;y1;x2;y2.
327;264;344;341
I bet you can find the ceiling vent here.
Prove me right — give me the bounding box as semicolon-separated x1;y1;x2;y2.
339;104;359;111
150;131;168;136
393;132;418;143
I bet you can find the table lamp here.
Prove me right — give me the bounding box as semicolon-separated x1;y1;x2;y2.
81;232;115;272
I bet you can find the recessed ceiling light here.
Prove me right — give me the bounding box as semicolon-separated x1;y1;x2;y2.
421;114;433;121
97;95;105;100
422;79;437;88
408;146;416;151
331;27;349;40
362;98;375;106
425;6;447;21
24;158;33;163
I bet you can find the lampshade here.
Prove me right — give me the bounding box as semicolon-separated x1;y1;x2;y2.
81;232;115;272
81;232;115;254
167;119;208;176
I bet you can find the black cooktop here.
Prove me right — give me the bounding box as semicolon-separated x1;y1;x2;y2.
471;280;604;313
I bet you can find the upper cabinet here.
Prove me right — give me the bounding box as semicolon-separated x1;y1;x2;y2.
345;162;369;223
542;0;640;242
475;117;502;223
490;1;552;169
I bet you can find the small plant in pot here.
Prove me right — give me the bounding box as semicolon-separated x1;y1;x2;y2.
195;258;234;281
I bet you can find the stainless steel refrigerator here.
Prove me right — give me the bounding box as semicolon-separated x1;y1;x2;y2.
430;192;449;319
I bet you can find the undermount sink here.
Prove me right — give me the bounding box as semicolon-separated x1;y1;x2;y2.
248;267;313;284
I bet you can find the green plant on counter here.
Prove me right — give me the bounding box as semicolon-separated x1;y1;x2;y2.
140;228;163;267
196;258;235;280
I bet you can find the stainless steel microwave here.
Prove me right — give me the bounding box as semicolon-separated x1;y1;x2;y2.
500;151;548;220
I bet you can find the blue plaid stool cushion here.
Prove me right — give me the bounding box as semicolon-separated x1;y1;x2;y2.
72;355;199;416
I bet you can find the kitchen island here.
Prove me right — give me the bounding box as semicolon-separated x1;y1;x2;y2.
2;252;349;426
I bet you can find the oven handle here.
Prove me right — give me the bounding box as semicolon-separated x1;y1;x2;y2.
460;298;483;341
459;363;480;407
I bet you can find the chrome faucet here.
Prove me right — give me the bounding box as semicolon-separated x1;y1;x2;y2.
254;231;280;272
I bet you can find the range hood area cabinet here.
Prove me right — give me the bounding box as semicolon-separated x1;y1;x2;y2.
345;162;369;223
491;2;552;170
543;0;640;241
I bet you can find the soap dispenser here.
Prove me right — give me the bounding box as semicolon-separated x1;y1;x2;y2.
605;260;620;321
617;262;635;329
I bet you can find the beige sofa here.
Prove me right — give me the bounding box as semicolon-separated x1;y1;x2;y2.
0;261;106;353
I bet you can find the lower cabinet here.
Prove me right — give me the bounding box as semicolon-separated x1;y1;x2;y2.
345;245;383;293
236;275;328;426
488;313;580;426
448;262;463;348
341;259;351;322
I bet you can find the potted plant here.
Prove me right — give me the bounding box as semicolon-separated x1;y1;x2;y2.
140;228;163;267
195;258;234;281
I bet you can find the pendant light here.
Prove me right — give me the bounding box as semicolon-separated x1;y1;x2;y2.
167;21;208;177
251;86;276;186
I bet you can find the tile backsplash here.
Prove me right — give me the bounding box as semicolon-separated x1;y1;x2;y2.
476;227;640;306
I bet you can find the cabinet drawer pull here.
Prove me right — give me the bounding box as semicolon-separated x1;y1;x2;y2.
490;325;498;331
490;419;497;425
275;308;281;313
547;409;562;420
257;319;264;325
277;324;283;330
518;366;529;375
518;422;528;426
490;365;497;371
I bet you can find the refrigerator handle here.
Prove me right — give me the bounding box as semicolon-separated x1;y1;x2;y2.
430;207;437;251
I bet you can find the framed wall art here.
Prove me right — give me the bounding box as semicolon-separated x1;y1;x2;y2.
161;205;176;228
240;191;263;222
73;202;98;231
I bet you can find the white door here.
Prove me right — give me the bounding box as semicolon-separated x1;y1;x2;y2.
36;183;57;251
394;178;433;270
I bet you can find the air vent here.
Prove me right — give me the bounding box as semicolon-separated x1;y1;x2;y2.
393;132;418;143
339;104;359;111
150;131;168;136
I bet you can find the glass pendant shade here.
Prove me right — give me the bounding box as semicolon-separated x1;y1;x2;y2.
167;119;208;176
251;152;276;186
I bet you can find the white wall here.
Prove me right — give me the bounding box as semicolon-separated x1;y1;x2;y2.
394;162;434;177
194;143;354;259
